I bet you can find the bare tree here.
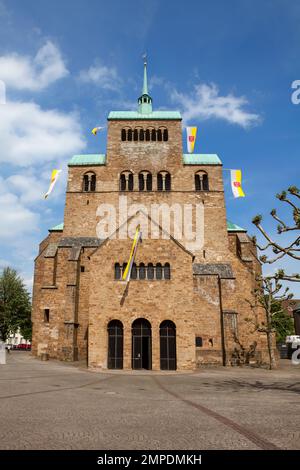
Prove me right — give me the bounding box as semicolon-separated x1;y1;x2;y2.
251;186;300;282
246;276;293;369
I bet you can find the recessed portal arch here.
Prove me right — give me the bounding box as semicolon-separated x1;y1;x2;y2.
160;320;176;370
107;320;123;369
132;318;152;370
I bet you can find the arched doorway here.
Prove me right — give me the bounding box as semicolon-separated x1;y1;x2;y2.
132;318;152;370
160;320;176;370
107;320;123;369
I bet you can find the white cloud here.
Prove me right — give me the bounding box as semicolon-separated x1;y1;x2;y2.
0;41;69;91
79;60;121;91
0;100;86;166
0;190;39;240
172;83;260;128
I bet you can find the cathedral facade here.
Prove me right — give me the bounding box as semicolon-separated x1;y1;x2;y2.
32;62;269;370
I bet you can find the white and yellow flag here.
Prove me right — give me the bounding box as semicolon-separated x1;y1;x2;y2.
230;169;245;198
44;169;62;199
186;127;197;153
122;225;142;283
91;126;104;136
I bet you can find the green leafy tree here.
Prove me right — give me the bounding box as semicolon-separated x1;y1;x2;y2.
0;267;32;342
271;299;295;343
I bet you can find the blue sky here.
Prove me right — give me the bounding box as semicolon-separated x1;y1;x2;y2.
0;0;299;295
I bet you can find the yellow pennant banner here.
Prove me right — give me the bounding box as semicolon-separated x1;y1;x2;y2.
44;169;62;199
122;226;142;283
230;169;245;198
186;127;197;153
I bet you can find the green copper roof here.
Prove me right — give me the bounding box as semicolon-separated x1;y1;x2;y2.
108;110;181;120
49;223;64;232
68;154;106;166
227;220;247;232
183;154;222;165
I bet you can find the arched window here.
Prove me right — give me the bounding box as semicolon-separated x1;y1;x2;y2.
146;173;152;191
83;174;89;192
121;129;126;141
128;129;133;141
163;129;168;142
147;263;154;280
157;173;163;191
165;172;171;191
157;129;162;141
160;320;176;370
108;320;123;369
195;171;209;191
132;318;152;370
145;129;150;141
120;171;134;191
83;172;96;192
139;129;144;141
120;173;126;191
164;263;171;280
90;174;96;191
133;129;138;141
122;262;127;278
151;129;157;141
139;173;145;191
139;263;146;280
139;171;152;191
156;263;162;280
157;171;171;191
131;263;137;280
203;173;209;191
114;263;121;280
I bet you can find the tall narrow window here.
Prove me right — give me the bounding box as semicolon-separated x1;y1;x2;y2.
133;129;138;141
122;262;127;278
139;263;146;280
164;263;171;280
157;129;162;141
147;263;154;280
121;129;126;141
146;173;152;191
203;174;209;191
128;173;134;191
195;174;201;191
151;129;157;141
157;173;163;191
90;174;96;192
83;174;89;192
108;320;123;369
120;174;126;191
163;129;168;141
139;173;145;191
114;263;121;280
145;129;150;141
156;263;162;280
165;173;171;191
139;129;144;141
128;129;132;141
131;263;137;280
44;309;50;323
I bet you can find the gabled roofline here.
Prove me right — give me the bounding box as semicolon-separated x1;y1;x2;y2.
89;209;195;259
